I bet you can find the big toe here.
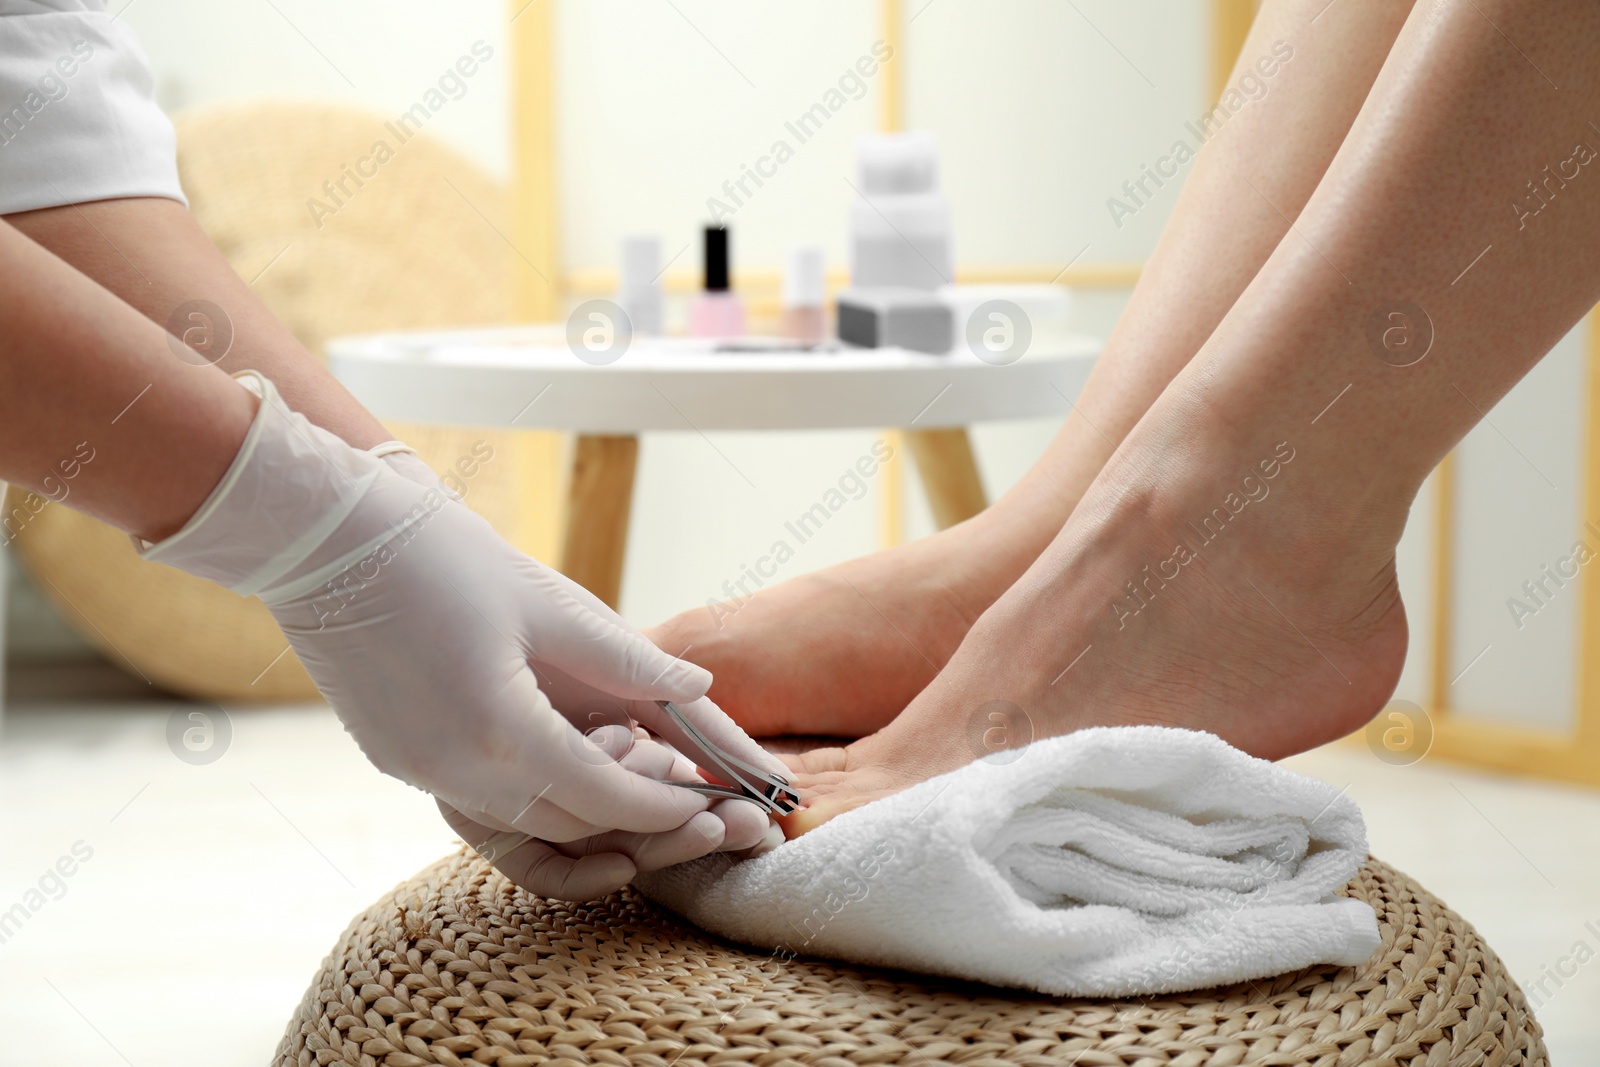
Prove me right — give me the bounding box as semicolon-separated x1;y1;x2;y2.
780;790;881;838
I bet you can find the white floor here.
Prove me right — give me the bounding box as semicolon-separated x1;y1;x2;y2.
1;684;1596;1067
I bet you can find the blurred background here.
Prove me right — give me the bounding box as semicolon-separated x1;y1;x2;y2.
2;1;1598;1064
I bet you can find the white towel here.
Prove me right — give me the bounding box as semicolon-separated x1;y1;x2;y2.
635;726;1381;997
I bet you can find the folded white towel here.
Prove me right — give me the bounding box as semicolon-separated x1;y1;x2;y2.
636;726;1381;997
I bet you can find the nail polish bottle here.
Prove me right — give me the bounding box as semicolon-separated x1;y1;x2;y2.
616;235;662;337
780;244;827;345
688;225;746;339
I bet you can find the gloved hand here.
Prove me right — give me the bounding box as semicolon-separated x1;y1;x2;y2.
139;373;788;883
374;442;782;897
438;725;780;901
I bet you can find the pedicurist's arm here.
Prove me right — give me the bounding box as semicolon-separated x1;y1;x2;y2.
0;220;787;899
0;1;787;901
6;197;393;454
0;219;255;541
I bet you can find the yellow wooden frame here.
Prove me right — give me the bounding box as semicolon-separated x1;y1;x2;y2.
508;0;560;321
509;0;1599;786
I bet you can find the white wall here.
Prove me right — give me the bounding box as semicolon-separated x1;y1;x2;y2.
128;0;511;177
11;0;1588;734
1449;325;1587;731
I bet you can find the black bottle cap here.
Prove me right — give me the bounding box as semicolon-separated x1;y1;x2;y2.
703;225;730;292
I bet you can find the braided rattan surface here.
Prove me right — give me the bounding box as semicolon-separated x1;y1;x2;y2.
275;850;1545;1066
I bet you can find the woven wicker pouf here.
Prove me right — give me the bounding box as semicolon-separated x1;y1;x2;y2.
274;850;1545;1066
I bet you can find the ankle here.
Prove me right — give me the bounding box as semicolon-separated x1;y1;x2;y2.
978;420;1407;662
1109;401;1415;574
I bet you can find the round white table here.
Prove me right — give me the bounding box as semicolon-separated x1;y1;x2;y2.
327;325;1100;606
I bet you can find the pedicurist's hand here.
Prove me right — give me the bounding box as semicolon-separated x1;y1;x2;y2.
439;725;779;900
376;440;790;892
138;371;775;851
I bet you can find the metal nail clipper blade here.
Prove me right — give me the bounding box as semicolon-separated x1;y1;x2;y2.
653;700;803;815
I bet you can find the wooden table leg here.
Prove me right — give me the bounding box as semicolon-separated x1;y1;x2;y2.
906;427;987;529
560;434;639;610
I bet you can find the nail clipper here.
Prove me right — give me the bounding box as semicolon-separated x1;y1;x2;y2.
653;700;803;815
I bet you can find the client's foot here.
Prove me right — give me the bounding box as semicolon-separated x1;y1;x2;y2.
649;516;1033;738
781;416;1412;836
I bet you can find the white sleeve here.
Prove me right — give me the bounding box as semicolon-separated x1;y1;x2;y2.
0;0;186;214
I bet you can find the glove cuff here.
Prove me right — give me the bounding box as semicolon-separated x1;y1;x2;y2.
367;440;417;459
134;371;385;596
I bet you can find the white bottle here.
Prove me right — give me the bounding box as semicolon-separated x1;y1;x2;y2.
781;244;827;344
617;235;663;336
848;132;952;290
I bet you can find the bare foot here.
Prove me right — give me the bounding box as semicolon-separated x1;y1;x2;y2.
780;425;1411;837
648;514;1034;738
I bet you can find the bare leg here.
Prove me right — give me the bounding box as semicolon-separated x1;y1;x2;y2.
6;197;390;449
652;0;1416;738
786;0;1600;831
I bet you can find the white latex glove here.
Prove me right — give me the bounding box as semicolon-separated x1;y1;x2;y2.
374;444;779;896
139;372;789;856
438;726;779;901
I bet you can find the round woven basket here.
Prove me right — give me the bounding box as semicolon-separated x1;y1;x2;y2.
274;851;1545;1066
7;102;561;702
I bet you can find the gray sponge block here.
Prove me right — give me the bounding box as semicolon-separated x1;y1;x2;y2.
836;287;953;354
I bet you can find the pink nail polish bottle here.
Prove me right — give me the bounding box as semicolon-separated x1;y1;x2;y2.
688;225;746;339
